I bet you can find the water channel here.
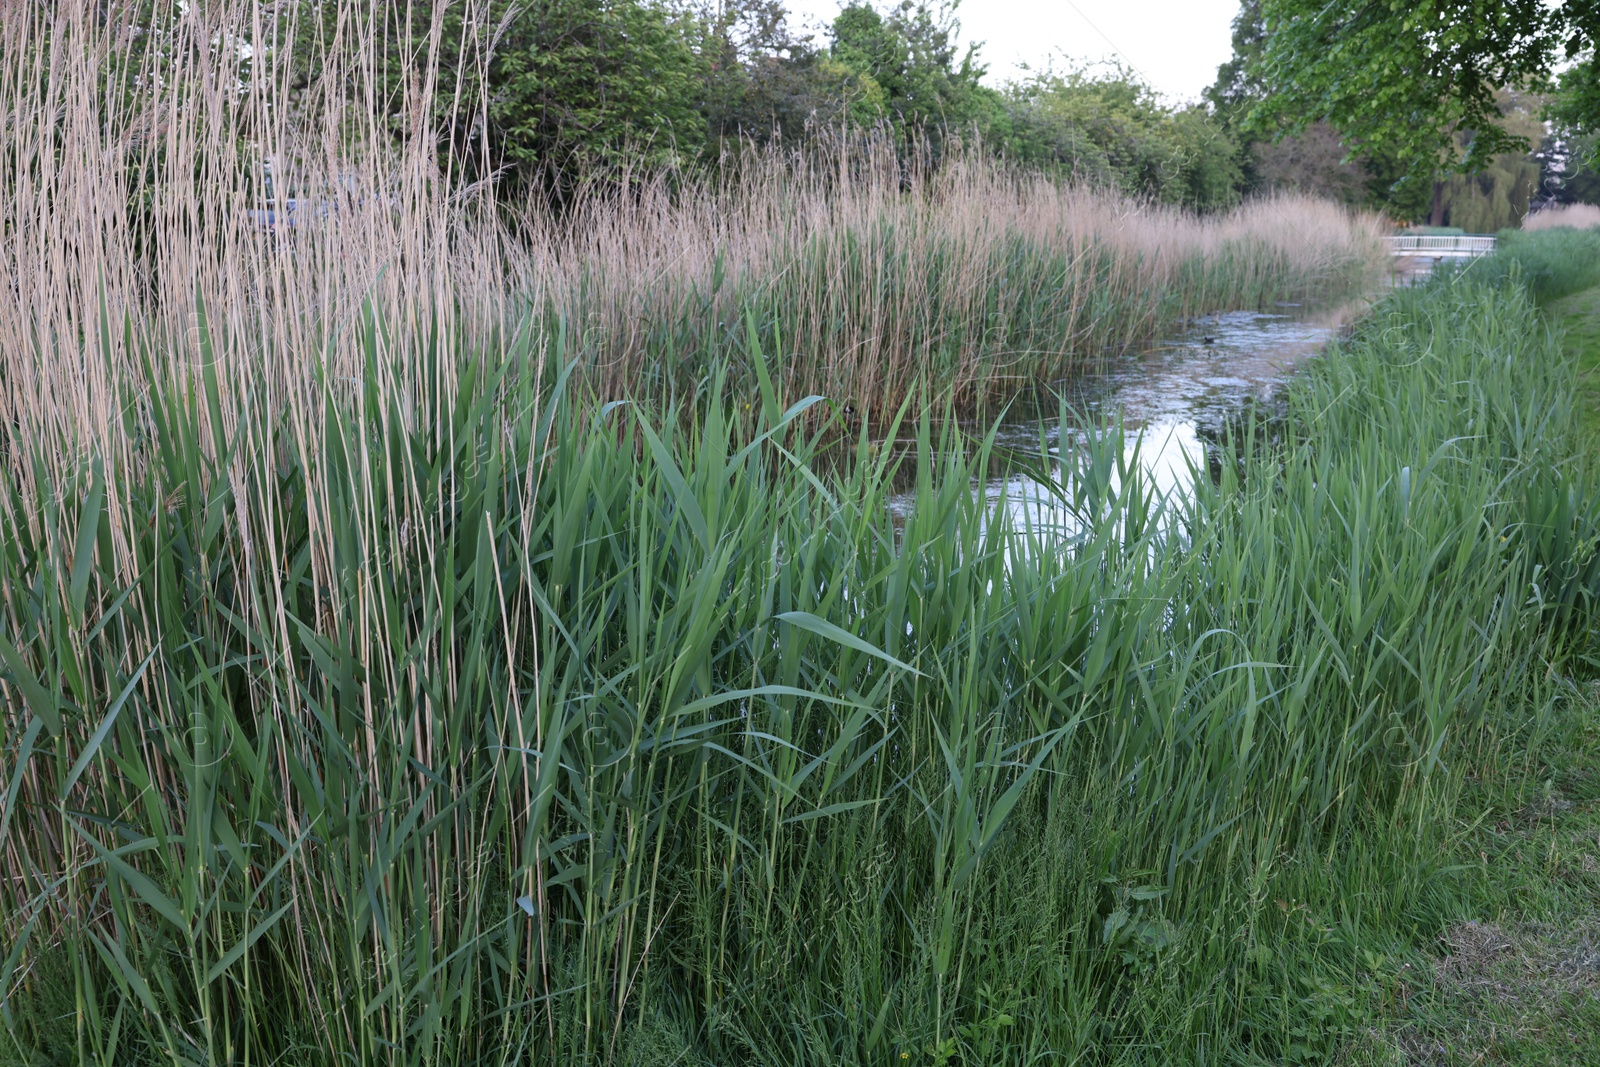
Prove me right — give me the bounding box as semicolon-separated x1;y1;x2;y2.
889;302;1362;532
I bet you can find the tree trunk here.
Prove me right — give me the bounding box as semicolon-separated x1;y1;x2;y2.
1429;180;1446;227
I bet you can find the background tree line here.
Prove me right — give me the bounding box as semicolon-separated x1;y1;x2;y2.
352;0;1258;211
75;0;1600;224
87;0;1251;213
1218;0;1600;229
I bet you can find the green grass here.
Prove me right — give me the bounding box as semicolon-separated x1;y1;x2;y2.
1550;285;1600;444
0;6;1579;1061
1437;737;1600;1065
1387;276;1600;1065
1470;227;1600;305
1336;686;1600;1066
5;246;1600;1066
1303;249;1600;1066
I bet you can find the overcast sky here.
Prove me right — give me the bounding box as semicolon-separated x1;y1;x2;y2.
781;0;1245;104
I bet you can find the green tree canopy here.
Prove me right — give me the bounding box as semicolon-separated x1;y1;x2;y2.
1000;64;1242;212
1246;0;1600;189
333;0;706;197
699;0;885;147
72;0;1263;213
1549;49;1600;165
826;1;996;151
1204;0;1267;119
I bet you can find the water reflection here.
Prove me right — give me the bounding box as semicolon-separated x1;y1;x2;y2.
891;308;1347;529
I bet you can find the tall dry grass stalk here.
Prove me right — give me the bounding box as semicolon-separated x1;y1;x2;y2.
1522;201;1600;232
0;2;1383;512
1;0;494;518
525;162;1384;410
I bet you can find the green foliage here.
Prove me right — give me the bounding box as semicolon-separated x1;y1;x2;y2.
1210;3;1561;221
77;0;1265;208
339;0;707;193
1465;226;1600;303
1204;1;1416;214
1165;106;1246;212
1436;154;1540;231
485;0;706;179
997;64;1242;211
70;0;713;201
1550;50;1600;152
1204;0;1267;120
4;246;1597;1065
1546;57;1600;199
1422;90;1544;228
826;2;997;153
1249;0;1600;187
699;1;883;145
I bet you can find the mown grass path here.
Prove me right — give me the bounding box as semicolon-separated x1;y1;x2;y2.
1362;286;1600;1066
1373;693;1600;1066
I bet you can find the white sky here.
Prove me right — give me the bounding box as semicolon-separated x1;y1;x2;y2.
782;0;1244;104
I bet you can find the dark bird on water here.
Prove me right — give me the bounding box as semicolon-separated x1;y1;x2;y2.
1202;336;1216;345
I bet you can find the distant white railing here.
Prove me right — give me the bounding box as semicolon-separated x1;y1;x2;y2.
1387;234;1497;258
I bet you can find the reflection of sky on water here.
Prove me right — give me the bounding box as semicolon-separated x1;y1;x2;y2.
893;309;1344;531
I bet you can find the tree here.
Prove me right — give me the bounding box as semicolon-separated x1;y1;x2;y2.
1205;1;1373;209
1204;0;1267;121
1549;50;1600;165
1246;0;1600;191
1000;64;1242;212
697;0;883;148
377;0;707;196
1432;87;1544;229
264;1;709;200
826;2;996;152
1250;123;1370;205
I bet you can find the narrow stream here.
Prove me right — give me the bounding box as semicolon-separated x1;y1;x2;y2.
891;304;1358;530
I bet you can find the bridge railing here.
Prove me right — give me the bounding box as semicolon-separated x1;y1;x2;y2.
1387;234;1497;257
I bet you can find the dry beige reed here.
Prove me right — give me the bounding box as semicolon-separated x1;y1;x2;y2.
0;0;1383;525
526;158;1385;410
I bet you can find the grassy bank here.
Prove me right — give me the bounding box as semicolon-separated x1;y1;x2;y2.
1;7;1592;1065
1368;691;1600;1065
1474;226;1600;304
1473;224;1600;441
5;234;1600;1065
1346;266;1600;1060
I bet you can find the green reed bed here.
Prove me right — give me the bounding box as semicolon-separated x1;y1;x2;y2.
1466;225;1600;304
3;268;1599;1065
